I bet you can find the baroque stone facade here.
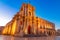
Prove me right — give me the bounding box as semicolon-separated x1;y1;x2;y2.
2;3;56;36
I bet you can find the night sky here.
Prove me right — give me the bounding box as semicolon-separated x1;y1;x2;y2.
0;0;60;29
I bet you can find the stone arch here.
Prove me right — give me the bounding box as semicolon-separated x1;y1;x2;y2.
48;31;51;36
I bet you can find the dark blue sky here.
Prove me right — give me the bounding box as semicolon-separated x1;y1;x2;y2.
0;0;60;29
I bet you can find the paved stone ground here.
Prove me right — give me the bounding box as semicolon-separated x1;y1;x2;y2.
0;35;60;40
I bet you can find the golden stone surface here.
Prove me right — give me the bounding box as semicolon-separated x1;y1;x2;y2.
2;3;56;36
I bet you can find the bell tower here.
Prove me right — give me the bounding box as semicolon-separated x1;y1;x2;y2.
27;4;35;17
20;3;35;17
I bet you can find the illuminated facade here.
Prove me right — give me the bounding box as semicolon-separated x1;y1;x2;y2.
2;3;56;36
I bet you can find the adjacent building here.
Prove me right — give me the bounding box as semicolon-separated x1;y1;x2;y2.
0;26;4;34
2;3;56;36
56;29;60;36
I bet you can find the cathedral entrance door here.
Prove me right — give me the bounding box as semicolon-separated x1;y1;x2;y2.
28;25;31;34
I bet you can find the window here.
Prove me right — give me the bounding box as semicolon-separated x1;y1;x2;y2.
23;17;25;21
17;18;19;20
40;26;42;29
29;12;31;16
43;26;45;29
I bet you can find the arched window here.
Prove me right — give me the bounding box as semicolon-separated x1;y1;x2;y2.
40;26;42;29
29;11;31;16
43;26;45;29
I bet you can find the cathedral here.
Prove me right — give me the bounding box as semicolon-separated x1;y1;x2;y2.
2;3;56;36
